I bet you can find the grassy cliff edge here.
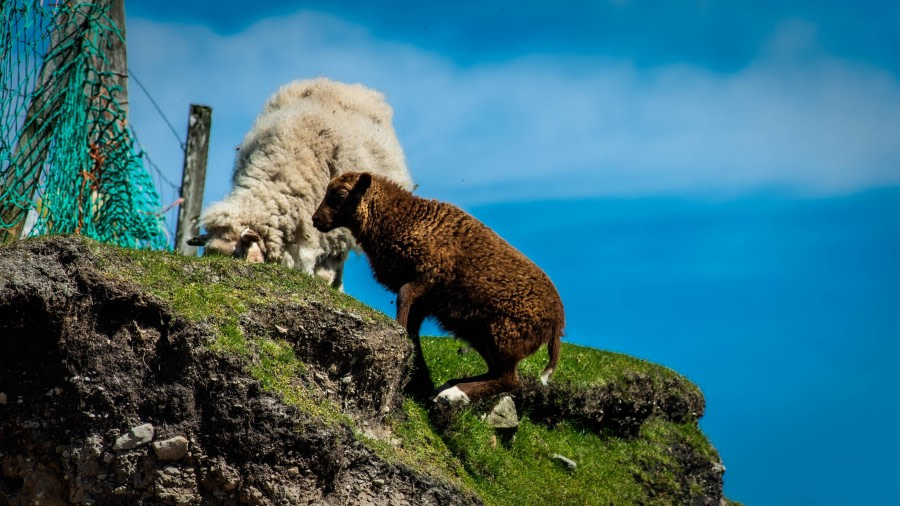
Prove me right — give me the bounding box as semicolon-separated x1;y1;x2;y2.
1;236;738;505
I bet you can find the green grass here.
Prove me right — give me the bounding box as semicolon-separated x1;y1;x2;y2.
91;240;391;325
78;237;726;505
373;340;722;506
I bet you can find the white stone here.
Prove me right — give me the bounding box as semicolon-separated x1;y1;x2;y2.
551;453;577;471
485;395;518;429
152;436;189;461
113;423;155;451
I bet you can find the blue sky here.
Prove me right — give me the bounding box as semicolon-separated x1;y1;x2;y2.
123;2;900;504
126;0;900;210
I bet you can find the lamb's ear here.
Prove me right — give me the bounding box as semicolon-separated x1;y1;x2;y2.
240;228;261;244
187;234;209;246
353;172;372;195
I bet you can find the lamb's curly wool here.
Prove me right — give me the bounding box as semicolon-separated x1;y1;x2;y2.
196;78;412;289
312;172;565;404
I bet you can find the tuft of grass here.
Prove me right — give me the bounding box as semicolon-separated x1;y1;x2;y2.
209;320;250;357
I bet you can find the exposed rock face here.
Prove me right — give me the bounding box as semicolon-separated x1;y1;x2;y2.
0;238;475;505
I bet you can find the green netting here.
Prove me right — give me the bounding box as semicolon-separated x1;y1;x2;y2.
1;0;167;248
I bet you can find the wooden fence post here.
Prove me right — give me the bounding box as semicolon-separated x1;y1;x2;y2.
174;104;212;255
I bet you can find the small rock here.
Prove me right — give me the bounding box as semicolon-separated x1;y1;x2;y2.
152;436;189;461
712;461;726;474
287;466;300;477
0;392;6;405
484;396;518;429
551;453;577;471
373;478;385;486
275;324;288;335
113;423;155;451
341;375;353;385
222;475;239;492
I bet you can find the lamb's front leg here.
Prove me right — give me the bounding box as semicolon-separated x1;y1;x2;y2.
397;282;434;399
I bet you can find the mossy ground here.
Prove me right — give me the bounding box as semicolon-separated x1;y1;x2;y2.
80;238;728;505
377;337;722;505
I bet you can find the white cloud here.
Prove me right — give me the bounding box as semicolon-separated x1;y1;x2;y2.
126;11;900;208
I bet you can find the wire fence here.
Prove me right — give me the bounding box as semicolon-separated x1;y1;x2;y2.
1;0;168;248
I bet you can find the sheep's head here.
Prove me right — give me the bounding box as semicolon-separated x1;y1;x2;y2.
312;172;371;233
187;227;266;263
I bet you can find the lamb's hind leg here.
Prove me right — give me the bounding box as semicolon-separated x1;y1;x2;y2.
435;365;520;406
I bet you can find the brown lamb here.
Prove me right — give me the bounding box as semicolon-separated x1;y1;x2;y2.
312;172;565;404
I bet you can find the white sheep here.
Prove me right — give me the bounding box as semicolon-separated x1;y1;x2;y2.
188;78;413;290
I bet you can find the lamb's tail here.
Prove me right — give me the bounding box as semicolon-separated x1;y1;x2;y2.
540;325;563;386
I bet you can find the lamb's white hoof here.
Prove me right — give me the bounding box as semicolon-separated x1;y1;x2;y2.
434;385;470;406
540;372;552;386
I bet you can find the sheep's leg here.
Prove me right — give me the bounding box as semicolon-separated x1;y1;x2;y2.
435;362;520;405
396;282;425;328
435;346;519;404
397;282;434;399
442;351;499;387
295;244;318;275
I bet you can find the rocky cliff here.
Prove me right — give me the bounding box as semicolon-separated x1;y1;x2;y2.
0;237;734;505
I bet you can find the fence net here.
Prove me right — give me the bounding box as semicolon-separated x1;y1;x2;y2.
1;0;168;248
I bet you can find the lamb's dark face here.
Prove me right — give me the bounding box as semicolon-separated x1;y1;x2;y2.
312;172;372;233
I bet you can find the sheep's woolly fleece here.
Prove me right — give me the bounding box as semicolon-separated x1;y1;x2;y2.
198;78;413;288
